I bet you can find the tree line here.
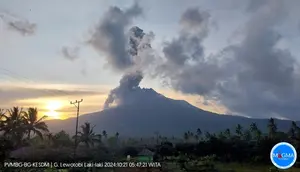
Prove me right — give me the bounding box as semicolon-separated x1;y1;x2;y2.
1;107;300;166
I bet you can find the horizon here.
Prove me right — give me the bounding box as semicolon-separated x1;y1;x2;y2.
1;0;300;121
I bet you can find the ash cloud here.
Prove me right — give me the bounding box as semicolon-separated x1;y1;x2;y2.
98;2;154;109
102;25;154;108
99;1;300;120
88;2;146;72
61;46;80;61
128;26;152;57
180;8;210;30
156;1;300;119
246;0;268;12
215;0;300;119
104;71;143;109
157;7;217;95
0;11;36;36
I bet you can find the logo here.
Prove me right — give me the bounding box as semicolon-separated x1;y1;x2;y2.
270;142;297;169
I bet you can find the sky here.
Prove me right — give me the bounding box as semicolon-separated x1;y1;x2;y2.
0;0;300;120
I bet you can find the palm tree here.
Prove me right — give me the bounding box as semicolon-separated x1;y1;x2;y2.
250;123;257;132
0;109;7;131
23;107;49;140
196;128;202;141
235;124;243;138
115;132;119;138
224;128;231;139
2;107;26;145
102;130;107;139
76;122;101;148
250;122;261;141
288;121;300;140
183;132;189;142
268;118;277;139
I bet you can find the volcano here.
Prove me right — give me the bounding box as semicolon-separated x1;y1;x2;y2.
46;88;300;137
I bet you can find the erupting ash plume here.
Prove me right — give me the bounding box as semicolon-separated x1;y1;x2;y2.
104;71;143;109
92;2;154;109
71;0;300;120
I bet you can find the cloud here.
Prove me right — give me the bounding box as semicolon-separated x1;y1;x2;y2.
61;46;80;61
246;0;268;12
153;1;300;119
0;11;36;36
164;7;210;66
0;86;103;104
180;7;210;30
214;0;300;119
87;2;144;71
156;7;214;94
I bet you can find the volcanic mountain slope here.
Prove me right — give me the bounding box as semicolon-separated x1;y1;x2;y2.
46;88;300;137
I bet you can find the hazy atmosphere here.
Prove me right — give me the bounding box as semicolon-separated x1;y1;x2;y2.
1;0;300;120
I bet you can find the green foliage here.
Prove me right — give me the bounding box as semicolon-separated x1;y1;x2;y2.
0;135;12;162
52;130;73;147
0;107;49;148
75;122;101;148
23;107;49;140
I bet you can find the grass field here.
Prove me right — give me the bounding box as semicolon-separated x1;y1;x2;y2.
163;162;300;172
215;163;300;172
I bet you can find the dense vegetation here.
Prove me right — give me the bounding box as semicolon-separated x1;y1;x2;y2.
1;107;300;172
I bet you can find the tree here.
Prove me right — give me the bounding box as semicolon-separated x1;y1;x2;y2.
45;132;54;146
158;141;175;158
205;131;212;140
243;129;252;141
2;107;26;146
23;107;49;140
154;132;160;144
102;130;107;139
0;109;6;131
197;128;202;136
0;135;13;162
218;131;226;141
250;122;262;141
196;128;202;141
224;128;231;139
52;130;73;147
194;134;199;141
268;118;277;139
76;123;101;148
183;132;189;142
288;121;300;140
235;124;243;138
115;132;119;138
